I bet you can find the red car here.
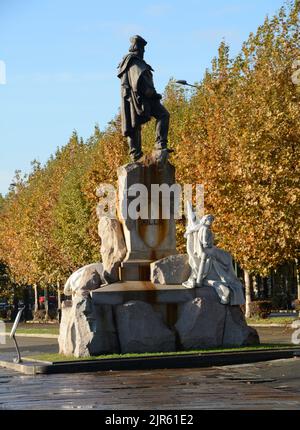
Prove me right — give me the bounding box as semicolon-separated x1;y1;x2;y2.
39;296;57;308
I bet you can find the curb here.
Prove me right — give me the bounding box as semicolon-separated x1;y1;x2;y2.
0;348;299;375
0;359;36;375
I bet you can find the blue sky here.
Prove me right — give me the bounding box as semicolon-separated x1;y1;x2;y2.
0;0;286;195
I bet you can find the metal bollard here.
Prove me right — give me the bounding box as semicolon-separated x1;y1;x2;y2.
9;307;25;364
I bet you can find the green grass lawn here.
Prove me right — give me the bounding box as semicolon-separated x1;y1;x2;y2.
246;316;297;325
12;316;297;336
27;343;298;363
17;327;59;335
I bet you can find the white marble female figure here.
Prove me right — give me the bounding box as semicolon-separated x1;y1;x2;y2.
182;202;245;306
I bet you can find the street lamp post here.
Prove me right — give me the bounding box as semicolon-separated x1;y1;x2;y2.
176;80;199;89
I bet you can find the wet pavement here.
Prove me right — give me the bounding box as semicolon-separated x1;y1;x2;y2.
1;359;300;409
0;336;58;362
256;326;294;344
0;326;299;410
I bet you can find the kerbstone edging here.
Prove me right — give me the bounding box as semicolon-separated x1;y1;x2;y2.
1;348;300;375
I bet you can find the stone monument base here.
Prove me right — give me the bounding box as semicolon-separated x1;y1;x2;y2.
58;284;259;357
119;260;151;281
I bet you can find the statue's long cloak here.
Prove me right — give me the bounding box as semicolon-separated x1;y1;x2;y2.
117;54;154;137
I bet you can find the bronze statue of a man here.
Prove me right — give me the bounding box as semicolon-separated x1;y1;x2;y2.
118;35;171;162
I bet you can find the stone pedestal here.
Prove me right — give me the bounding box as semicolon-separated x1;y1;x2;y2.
89;284;259;354
118;159;177;281
119;260;151;281
60;282;259;357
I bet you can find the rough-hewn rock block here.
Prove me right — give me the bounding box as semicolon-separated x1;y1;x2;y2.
58;300;75;356
98;216;127;283
63;263;104;298
175;288;227;349
115;300;176;353
150;254;190;284
223;306;260;346
58;297;119;358
175;287;259;350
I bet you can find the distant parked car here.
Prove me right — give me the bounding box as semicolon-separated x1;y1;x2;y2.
0;301;10;310
0;301;11;319
39;296;57;310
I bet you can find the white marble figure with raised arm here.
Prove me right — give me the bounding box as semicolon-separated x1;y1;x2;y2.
182;202;245;306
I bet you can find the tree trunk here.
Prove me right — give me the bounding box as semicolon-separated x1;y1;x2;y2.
244;269;252;318
23;287;29;321
252;275;258;299
33;284;38;314
296;258;300;302
263;277;268;299
257;275;263;299
267;275;272;298
44;285;49;320
57;281;61;311
57;281;62;322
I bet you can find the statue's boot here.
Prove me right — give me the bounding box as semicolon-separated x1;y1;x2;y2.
153;148;174;165
132;151;144;162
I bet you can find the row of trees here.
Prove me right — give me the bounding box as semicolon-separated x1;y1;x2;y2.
0;1;299;317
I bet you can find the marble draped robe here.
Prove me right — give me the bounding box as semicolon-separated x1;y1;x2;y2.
185;224;245;306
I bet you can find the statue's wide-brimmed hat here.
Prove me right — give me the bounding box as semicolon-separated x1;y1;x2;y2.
129;35;147;51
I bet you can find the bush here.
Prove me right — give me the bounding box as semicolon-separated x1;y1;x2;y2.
271;293;292;311
249;300;272;319
292;299;300;312
0;309;8;320
33;309;58;322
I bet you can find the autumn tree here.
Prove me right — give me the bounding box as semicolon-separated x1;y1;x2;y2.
0;0;299;318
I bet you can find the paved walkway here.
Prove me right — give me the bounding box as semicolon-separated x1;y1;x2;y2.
0;326;299;409
1;359;300;409
0;336;58;362
256;326;294;344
